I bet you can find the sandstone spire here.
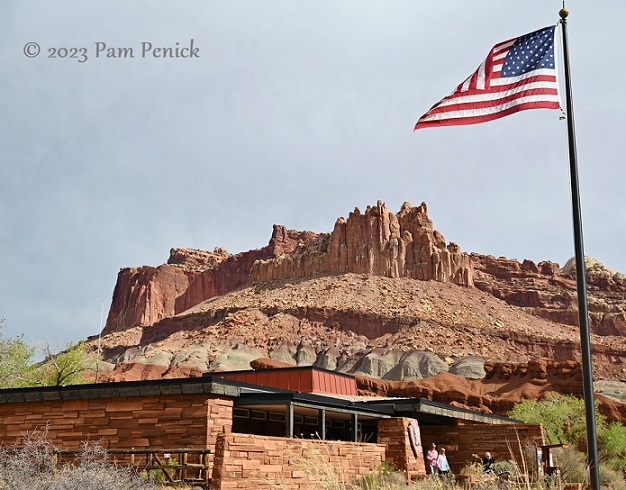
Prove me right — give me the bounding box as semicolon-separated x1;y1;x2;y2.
104;201;473;334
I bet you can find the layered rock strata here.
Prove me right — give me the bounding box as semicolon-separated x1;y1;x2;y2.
103;227;317;334
104;201;473;334
473;254;626;337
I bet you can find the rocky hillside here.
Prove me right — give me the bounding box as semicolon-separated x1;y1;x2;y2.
90;200;626;418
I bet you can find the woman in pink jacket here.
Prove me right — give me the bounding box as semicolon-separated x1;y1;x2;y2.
425;443;438;475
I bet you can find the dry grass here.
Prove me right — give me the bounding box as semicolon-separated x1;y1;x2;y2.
267;444;550;490
266;434;624;490
0;430;158;490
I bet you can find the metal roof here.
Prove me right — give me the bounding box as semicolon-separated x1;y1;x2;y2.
214;366;358;396
0;376;256;403
0;374;521;425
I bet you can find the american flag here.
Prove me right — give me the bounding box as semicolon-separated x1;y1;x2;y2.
414;26;561;129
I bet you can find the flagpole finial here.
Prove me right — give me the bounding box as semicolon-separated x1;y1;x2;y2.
559;7;569;19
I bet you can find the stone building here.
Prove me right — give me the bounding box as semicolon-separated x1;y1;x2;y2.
0;366;543;489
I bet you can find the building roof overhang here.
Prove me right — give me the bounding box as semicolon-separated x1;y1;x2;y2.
0;375;521;426
0;375;259;403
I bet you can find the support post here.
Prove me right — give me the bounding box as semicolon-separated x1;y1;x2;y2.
351;414;359;442
285;402;294;438
319;409;327;440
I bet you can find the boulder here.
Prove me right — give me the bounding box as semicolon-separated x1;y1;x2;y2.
449;356;487;379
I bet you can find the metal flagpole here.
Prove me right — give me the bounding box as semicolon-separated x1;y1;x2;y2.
558;8;600;490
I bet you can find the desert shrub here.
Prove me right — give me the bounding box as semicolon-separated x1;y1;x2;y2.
0;431;156;490
509;393;626;485
551;446;587;484
491;459;516;476
598;462;626;490
0;430;56;488
352;460;408;490
454;464;497;490
353;470;407;490
549;442;626;489
520;442;539;480
140;457;178;484
458;462;484;478
379;460;397;476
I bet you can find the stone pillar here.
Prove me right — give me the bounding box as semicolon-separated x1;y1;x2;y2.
377;417;426;482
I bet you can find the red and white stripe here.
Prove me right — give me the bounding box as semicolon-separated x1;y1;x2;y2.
415;31;561;129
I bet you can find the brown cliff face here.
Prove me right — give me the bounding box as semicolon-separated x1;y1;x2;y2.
103;248;230;335
104;201;473;334
103;227;318;335
96;269;626;381
472;254;626;338
103;264;195;335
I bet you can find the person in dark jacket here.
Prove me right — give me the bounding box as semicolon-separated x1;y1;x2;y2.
481;452;495;473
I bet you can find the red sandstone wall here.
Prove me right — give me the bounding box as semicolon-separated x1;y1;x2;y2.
210;433;386;490
377;417;426;481
104;265;196;334
419;422;544;474
205;397;234;448
104;227;312;334
0;394;233;473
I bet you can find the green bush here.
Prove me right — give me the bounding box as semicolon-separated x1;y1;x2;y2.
508;393;604;447
509;393;626;475
0;320;35;388
0;320;97;388
601;422;626;470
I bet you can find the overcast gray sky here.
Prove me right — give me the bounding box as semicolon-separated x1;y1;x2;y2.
1;1;623;346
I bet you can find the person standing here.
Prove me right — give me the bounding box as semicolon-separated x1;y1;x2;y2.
426;443;438;475
437;447;451;475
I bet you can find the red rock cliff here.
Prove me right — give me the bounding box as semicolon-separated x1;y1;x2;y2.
103;248;230;335
104;227;320;334
103;201;473;335
250;201;473;286
473;254;626;337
